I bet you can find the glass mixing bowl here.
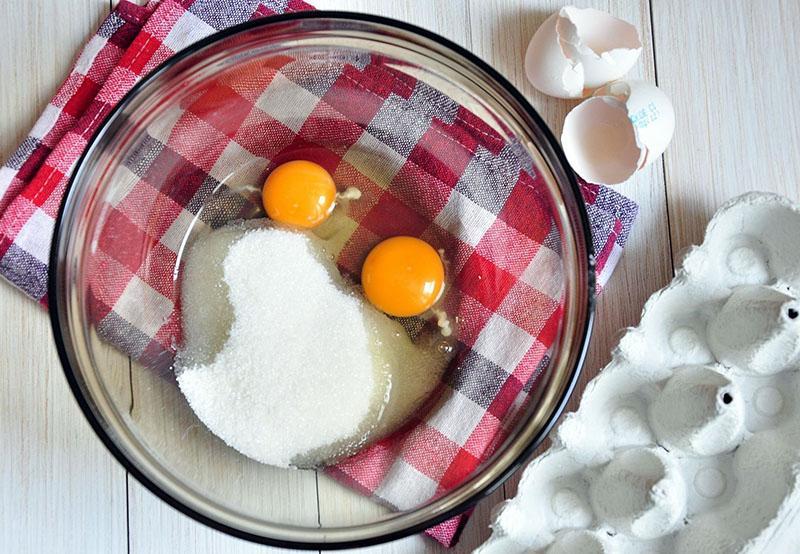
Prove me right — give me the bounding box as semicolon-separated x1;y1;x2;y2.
49;12;594;549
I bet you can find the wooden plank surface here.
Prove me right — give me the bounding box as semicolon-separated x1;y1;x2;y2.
0;1;129;554
652;0;800;256
1;0;798;552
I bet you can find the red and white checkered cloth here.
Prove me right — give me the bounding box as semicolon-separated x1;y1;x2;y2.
0;0;638;546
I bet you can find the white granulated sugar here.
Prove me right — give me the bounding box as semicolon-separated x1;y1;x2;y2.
475;193;800;554
176;220;455;469
177;227;375;468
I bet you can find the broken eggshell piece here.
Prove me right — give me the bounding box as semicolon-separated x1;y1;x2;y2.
525;6;642;99
561;80;675;185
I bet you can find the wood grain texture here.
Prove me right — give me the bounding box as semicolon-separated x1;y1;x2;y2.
0;1;130;553
314;0;471;48
0;286;128;554
128;481;304;554
652;0;800;258
0;0;108;158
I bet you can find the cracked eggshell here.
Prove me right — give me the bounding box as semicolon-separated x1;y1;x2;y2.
561;80;675;185
525;6;642;99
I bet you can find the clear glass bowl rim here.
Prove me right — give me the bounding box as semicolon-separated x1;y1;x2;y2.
48;10;596;550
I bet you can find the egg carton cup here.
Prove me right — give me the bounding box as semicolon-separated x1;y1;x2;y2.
476;192;800;553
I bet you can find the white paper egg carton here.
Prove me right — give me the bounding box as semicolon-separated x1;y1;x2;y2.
476;192;800;553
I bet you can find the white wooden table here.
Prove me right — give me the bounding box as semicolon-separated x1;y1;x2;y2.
1;1;798;552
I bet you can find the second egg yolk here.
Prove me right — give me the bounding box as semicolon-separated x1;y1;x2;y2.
362;236;445;317
262;160;337;228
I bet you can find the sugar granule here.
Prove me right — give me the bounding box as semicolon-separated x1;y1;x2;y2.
176;227;375;468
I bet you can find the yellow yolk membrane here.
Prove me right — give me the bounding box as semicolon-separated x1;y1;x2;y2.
361;236;445;317
262;160;337;228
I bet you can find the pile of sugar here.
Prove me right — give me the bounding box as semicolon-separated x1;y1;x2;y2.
176;227;376;468
176;222;454;468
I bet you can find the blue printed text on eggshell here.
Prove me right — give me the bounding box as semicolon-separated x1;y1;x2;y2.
629;101;660;128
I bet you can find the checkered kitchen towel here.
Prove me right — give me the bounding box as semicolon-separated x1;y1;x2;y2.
0;0;638;546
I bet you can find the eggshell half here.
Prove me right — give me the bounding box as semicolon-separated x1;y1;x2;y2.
525;12;584;98
597;80;676;168
561;80;675;185
525;6;642;99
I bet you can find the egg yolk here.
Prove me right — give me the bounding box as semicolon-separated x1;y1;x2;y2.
362;236;445;317
262;160;337;228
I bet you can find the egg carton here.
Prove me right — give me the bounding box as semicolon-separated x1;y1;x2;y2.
476;192;800;553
